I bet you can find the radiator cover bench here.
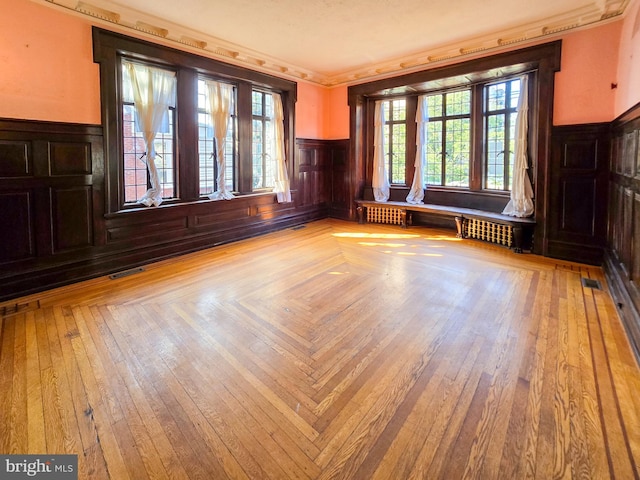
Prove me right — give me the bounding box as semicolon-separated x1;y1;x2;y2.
355;200;535;253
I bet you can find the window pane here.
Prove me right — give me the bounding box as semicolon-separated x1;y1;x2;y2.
487;83;507;111
382;99;407;185
252;91;263;116
392;99;406;121
484;77;521;191
423;90;471;187
427;95;442;118
122;103;175;203
425;120;443;185
252;90;275;190
444;118;470;187
486;114;505;189
446;90;471;116
390;123;406;184
509;79;521;109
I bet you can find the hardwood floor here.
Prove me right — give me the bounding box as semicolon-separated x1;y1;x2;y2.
1;219;639;479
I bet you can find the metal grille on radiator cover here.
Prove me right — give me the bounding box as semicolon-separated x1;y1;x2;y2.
465;218;513;247
366;206;404;225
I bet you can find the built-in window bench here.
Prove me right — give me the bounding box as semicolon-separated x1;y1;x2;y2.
355;200;536;253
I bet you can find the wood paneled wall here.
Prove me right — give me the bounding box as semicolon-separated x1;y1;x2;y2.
606;103;640;360
547;124;610;265
0;119;347;301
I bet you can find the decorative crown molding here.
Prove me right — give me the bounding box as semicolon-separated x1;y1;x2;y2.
37;0;630;87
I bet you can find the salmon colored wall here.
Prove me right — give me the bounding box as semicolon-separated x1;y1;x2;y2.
0;0;101;124
294;84;349;139
1;0;636;134
615;0;640;117
553;21;621;125
324;86;350;139
295;82;326;139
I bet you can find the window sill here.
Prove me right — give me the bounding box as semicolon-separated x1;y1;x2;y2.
106;191;278;218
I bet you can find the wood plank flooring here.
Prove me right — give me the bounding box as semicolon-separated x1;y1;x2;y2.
1;219;639;479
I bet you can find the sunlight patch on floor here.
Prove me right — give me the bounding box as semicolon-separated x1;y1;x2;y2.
333;232;421;239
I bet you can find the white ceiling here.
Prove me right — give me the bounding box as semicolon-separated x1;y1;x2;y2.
39;0;629;85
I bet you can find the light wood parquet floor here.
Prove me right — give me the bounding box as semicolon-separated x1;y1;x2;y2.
1;219;639;479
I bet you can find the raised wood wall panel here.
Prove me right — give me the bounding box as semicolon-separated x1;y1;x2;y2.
295;139;329;209
49;141;92;175
622;188;634;269
606;101;640;361
560;177;596;235
547;123;609;264
633;193;640;282
623;131;637;176
0;121;342;301
0;140;31;176
51;186;93;252
0;191;34;262
328;139;350;219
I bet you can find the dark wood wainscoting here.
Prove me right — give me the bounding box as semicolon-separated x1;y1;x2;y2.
606;102;640;360
0;118;105;264
547;123;610;265
0;120;345;301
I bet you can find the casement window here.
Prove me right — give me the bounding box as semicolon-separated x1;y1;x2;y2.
425;89;471;188
252;90;275;190
197;78;237;196
121;61;177;205
93;28;295;214
382;98;408;185
484;78;521;190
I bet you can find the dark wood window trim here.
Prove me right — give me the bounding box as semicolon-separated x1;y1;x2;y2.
92;27;297;215
348;42;561;246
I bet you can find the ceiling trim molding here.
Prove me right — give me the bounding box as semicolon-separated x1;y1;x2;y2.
34;0;630;87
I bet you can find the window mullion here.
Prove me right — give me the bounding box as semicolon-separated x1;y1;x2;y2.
177;68;198;201
470;83;483;190
236;82;253;194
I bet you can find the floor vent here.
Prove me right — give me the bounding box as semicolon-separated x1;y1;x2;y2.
366;206;404;226
581;277;602;290
0;300;40;318
109;267;145;280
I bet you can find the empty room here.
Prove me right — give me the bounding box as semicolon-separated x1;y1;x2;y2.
1;0;640;478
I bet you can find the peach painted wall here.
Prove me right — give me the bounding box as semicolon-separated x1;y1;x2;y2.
295;82;326;139
1;0;636;134
553;21;621;125
295;83;349;139
0;0;101;124
324;86;350;139
615;0;640;117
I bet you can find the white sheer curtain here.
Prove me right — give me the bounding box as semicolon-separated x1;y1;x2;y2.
124;61;176;207
205;80;235;200
273;93;291;203
372;100;390;202
503;75;534;217
406;95;428;204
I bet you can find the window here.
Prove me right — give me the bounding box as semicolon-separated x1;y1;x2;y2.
484;78;521;190
252;90;275;189
121;61;177;204
350;41;561;213
198;78;237;196
382;99;407;184
381;77;523;193
93;28;296;213
425;90;471;187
